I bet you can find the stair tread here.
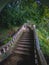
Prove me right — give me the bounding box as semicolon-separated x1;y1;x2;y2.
14;50;30;55
16;47;31;51
18;42;31;45
18;41;31;43
19;40;32;42
17;44;31;48
20;38;33;40
17;43;31;45
21;36;32;37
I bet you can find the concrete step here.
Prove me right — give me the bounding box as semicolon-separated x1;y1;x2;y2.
14;50;30;55
18;42;32;45
18;41;32;45
17;44;31;48
16;47;31;51
20;38;33;40
19;40;33;42
21;36;32;38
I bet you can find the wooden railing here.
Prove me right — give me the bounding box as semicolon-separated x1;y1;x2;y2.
0;24;26;62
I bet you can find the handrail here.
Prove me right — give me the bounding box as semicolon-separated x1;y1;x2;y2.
32;25;48;65
0;23;26;62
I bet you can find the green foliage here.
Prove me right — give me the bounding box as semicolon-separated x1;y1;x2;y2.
3;37;12;44
37;29;49;56
0;0;35;28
